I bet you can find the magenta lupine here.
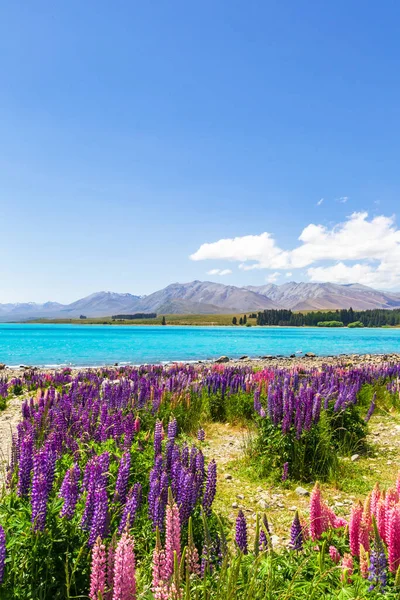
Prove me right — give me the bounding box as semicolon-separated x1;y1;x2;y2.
385;488;399;541
359;520;370;554
376;499;387;543
349;501;363;557
329;545;341;564
0;525;5;584
235;510;248;554
112;532;136;600
309;483;324;540
388;503;400;572
165;497;181;580
105;535;116;600
89;537;107;600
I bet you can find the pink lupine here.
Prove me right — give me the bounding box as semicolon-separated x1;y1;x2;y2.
113;532;136;600
341;553;353;583
359;520;370;553
186;517;200;576
165;495;181;580
349;502;363;557
329;545;341;564
362;493;372;531
359;544;369;579
396;472;400;497
323;504;347;529
376;499;387;543
309;483;325;540
385;488;399;541
388;503;400;573
105;536;116;600
371;483;381;517
152;529;169;600
89;537;107;600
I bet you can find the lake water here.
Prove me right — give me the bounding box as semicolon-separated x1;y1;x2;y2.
0;323;399;366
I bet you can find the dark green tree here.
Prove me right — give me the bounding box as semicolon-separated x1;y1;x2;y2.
239;317;243;325
162;316;166;325
243;314;247;324
232;316;237;325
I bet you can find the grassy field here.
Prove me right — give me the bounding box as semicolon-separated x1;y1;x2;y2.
32;313;259;326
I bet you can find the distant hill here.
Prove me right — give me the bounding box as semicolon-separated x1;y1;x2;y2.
1;281;400;321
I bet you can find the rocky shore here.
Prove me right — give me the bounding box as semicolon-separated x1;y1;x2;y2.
1;352;400;379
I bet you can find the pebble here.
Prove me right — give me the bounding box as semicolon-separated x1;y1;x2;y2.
232;502;238;509
224;473;233;480
237;494;244;500
351;454;360;462
257;499;269;510
289;506;297;511
295;487;309;496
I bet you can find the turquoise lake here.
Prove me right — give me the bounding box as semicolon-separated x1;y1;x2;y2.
0;323;399;366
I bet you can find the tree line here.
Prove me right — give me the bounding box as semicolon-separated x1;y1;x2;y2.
256;308;400;327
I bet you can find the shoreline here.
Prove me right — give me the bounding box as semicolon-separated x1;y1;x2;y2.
2;351;400;377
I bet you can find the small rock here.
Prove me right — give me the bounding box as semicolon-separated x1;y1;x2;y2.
239;355;248;360
334;502;344;507
271;535;280;546
232;502;238;509
237;494;244;500
257;499;269;510
0;364;5;370
387;460;393;465
351;454;360;462
215;356;229;363
305;352;316;358
224;473;233;480
295;487;309;497
289;505;297;511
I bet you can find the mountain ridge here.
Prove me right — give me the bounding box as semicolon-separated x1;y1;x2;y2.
1;281;400;321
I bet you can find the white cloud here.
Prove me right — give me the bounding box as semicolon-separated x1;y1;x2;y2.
286;272;293;277
338;196;349;203
316;198;324;206
191;212;400;289
266;272;280;283
207;268;232;276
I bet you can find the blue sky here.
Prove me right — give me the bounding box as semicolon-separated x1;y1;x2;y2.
1;1;400;303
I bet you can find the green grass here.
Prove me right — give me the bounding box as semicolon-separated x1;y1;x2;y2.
32;314;259;326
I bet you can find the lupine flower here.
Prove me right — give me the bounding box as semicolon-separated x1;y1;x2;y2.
368;522;387;592
0;525;5;584
113;531;136;600
309;482;325;540
106;536;116;600
17;435;33;497
202;460;217;514
154;421;163;457
118;483;142;534
290;511;303;551
165;495;181;580
341;554;353;583
349;501;363;557
329;545;340;564
388;503;400;572
89;484;109;547
114;452;131;504
89;537;107;600
59;463;81;518
152;529;169;600
282;462;289;482
359;544;369;579
197;428;205;442
31;448;55;531
235;510;248;554
186;517;200;575
168;418;178;441
365;392;376;422
259;514;271;552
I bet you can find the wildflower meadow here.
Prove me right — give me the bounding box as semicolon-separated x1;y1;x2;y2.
0;362;400;598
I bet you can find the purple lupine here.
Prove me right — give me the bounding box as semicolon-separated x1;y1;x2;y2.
290;511;303;551
259;514;271;552
202;460;217;514
365;393;376;423
31;449;53;531
168;417;178;441
197;428;205;442
154;421;163;457
118;483;142;534
114;452;131;504
59;463;81;518
368;525;387;592
88;484;108;546
17;435;34;497
0;525;5;584
254;388;262;415
282;462;289;482
235;510;248;554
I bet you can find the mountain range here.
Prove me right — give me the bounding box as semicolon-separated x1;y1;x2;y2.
1;281;400;322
